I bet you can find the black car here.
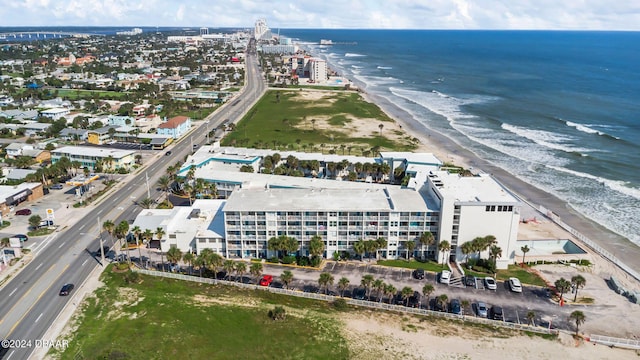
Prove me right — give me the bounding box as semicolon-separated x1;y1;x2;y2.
412;269;425;279
352;287;366;300
165;151;172;156
490;305;504;321
407;291;421;308
465;276;477;288
449;299;462;315
14;234;28;242
59;283;75;296
50;184;64;190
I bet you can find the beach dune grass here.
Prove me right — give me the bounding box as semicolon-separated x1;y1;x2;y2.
55;268;349;359
222;90;417;154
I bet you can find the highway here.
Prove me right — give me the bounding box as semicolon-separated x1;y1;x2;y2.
0;40;266;359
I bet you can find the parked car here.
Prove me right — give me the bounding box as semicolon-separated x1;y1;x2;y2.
15;209;31;216
476;301;488;318
440;270;451;284
50;184;64;190
59;283;75;296
14;234;28;242
165;151;172;156
407;291;421;308
490;305;504;321
39;219;54;228
449;298;462;315
352;287;366;300
508;277;523;293
465;275;477;288
259;275;273;286
412;269;425;280
484;276;497;290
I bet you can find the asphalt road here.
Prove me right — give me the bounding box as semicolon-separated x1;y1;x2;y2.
0;40;266;359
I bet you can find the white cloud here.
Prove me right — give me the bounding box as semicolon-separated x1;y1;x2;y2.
0;0;639;30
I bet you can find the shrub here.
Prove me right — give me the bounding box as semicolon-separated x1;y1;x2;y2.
123;270;140;284
332;298;348;310
268;306;286;320
332;252;340;261
267;256;279;264
310;256;322;268
296;256;309;267
281;255;296;264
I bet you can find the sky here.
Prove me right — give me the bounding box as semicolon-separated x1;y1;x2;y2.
1;0;639;30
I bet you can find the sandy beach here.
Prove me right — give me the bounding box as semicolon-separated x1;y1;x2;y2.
353;88;640;283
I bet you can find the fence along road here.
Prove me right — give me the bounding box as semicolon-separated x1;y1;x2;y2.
134;269;558;336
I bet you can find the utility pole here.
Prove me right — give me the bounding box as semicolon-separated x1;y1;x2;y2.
145;172;151;199
98;216;105;265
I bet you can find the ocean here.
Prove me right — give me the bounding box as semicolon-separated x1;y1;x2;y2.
280;29;640;246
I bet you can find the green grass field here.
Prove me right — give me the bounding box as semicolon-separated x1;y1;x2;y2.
221;90;417;155
56;267;349;360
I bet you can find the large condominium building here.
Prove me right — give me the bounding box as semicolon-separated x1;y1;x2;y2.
51;146;135;171
222;187;440;260
136;146;521;268
254;19;271;41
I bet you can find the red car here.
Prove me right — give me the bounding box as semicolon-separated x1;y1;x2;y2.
259;275;273;287
16;209;32;216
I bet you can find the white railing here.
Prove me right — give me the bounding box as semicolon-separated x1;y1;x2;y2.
134;269;557;336
589;334;640;350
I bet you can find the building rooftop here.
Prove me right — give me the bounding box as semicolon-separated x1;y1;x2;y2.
52;146;135;159
380;152;443;166
158;116;189;129
224;187;438;213
428;171;519;204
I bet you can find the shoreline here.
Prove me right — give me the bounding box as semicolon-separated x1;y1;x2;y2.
355;86;640;283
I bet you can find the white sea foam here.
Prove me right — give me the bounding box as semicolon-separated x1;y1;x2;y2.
377;66;393;70
345;53;365;57
565;121;621;140
546;164;640;200
501;123;594;154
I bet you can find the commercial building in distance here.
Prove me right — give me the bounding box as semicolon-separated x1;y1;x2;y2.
51;146;136;171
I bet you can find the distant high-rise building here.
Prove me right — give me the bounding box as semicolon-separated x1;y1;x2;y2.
254;19;272;41
200;27;209;36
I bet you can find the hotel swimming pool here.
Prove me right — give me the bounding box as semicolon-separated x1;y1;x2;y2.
516;239;587;256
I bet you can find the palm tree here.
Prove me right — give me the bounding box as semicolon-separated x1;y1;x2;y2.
338;277;350;297
438;240;450;267
401;286;413;306
155;227;166;271
569;310;586;335
142;229;154;247
571;275;586;302
157;175;172;199
461;242;474;266
235;261;247;283
183;252;194;275
102;220;115;250
308;235;325;259
361;274;374;299
520;245;530;266
138;197;154;209
250;262;263;284
318;272;334;295
489;245;502;273
353;240;365;261
131;225;142;265
437;294;448;311
384;284;396;304
115;221;129;264
419;231;434;259
193;254;205;277
555;277;572;303
422;284;434;308
166;247;183;271
406;241;416;260
281;270;294;289
373;279;385;302
461;300;470;316
526;311;536;326
209;252;223;279
375;237;387;260
364;240;377;261
223;260;235;281
378;123;384;136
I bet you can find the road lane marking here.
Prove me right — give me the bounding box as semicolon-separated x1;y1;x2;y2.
6;350;14;360
6;263;68;338
58;241;66;248
81;259;88;266
0;263;56;327
35;313;43;323
78;224;85;230
35;262;43;270
9;288;17;297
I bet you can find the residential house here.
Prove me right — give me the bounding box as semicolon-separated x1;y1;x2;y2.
40;108;71;120
157;116;191;139
87;125;120;145
21;149;51;163
59;128;89;142
21;122;52;137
